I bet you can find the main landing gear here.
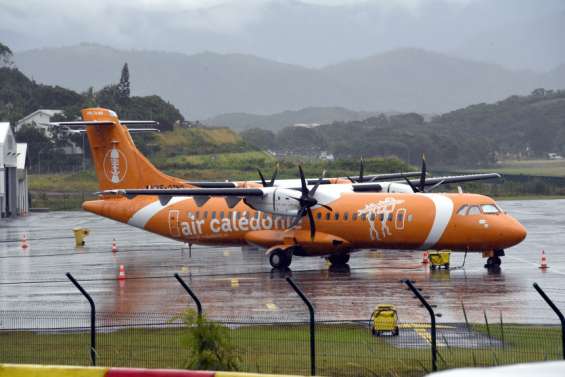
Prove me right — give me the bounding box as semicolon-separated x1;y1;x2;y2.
269;248;293;269
484;249;504;269
327;253;350;267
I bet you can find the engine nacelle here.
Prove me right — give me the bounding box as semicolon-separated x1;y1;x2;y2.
244;188;302;216
379;182;414;193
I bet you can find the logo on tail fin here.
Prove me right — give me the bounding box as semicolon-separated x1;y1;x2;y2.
103;145;128;184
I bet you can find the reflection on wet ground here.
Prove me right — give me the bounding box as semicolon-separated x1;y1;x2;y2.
0;199;564;325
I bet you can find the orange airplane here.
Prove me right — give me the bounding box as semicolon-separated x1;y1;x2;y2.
52;108;526;269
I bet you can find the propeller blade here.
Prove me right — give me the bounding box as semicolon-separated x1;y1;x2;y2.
419;154;427;192
347;176;355;183
320;204;333;212
359;157;364;182
401;173;419;193
257;169;268;187
309;170;326;197
298;166;309;195
307;208;316;240
291;207;307;228
269;165;279;186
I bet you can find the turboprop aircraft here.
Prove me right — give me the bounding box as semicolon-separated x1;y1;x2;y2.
53;108;526;270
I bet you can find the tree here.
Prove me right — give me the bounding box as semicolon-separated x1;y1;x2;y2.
0;42;13;67
177;309;240;371
117;62;130;100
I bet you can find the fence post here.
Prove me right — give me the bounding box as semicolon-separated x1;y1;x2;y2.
403;279;437;372
533;282;565;359
174;273;202;317
66;272;96;366
286;277;316;376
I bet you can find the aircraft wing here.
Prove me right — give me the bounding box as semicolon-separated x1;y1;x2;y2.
401;173;502;189
185;172;421;189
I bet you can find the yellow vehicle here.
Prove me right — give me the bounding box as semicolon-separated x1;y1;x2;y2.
429;250;451;270
370;304;399;336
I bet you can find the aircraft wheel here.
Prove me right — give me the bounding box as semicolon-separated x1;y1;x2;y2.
484;256;502;269
269;248;292;269
328;253;350;266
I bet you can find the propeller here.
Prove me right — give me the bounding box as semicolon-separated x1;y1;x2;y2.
290;166;333;240
401;155;434;193
348;157;365;183
257;165;279;187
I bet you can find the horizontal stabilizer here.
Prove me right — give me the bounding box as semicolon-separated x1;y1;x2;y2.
99;187;266;198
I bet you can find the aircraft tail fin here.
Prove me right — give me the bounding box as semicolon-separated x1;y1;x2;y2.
80;108;188;191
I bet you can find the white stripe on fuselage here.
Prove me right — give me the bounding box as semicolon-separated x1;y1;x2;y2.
128;197;191;228
420;194;453;250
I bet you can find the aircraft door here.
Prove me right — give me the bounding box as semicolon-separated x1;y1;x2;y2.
395;208;406;230
168;210;180;237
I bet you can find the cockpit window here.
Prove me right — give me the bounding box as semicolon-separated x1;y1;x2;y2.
481;204;500;214
457;205;468;215
467;206;481;215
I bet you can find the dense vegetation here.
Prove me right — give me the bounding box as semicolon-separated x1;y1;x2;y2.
0;42;184;130
242;89;565;168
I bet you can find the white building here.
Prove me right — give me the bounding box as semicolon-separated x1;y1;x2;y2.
15;109;64;136
16;109;82;155
0;122;29;217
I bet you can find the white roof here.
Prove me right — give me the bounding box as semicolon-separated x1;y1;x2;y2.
16;143;27;170
16;109;63;125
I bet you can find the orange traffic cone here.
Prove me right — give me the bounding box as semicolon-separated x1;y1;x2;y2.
111;239;118;253
118;264;126;280
539;250;548;269
20;234;29;249
422;251;429;264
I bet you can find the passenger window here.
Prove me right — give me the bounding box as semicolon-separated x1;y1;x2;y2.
353;213;359;221
317;212;322;220
326;212;331;221
396;209;406;230
379;214;384;221
255;212;260;219
388;213;393;221
211;211;216;219
457;206;468;216
467;206;481;215
344;212;349;221
361;213;367;220
220;212;225;219
481;204;499;214
187;211;193;219
334;213;340;221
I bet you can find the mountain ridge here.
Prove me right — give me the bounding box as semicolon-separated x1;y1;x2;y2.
13;44;564;119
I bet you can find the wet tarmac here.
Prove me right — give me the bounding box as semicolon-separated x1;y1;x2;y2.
1;199;564;326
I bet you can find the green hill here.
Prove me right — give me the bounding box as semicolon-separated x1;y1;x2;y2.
241;89;565;168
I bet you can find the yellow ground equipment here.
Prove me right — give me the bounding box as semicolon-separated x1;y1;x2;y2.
370;304;399;336
73;227;90;247
429;250;451;270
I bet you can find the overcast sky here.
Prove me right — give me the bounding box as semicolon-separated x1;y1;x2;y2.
1;0;564;70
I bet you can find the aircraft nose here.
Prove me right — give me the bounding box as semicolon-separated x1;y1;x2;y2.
508;220;527;245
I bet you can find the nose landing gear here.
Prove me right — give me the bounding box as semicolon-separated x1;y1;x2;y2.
484;249;505;269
